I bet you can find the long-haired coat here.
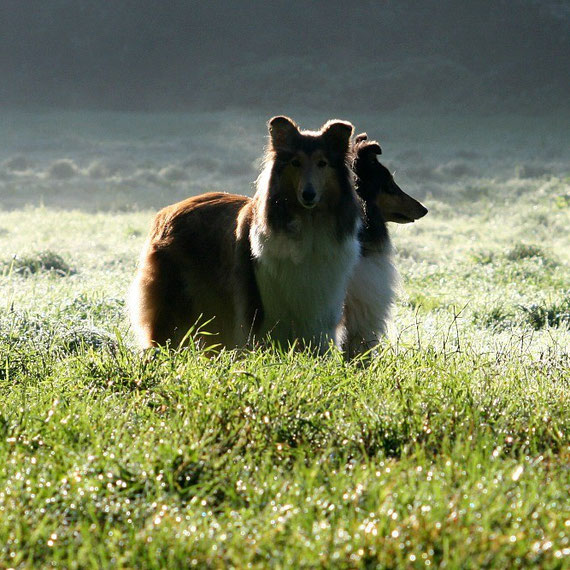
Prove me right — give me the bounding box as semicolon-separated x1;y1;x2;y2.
243;116;361;352
128;116;361;353
339;134;428;358
127;192;259;349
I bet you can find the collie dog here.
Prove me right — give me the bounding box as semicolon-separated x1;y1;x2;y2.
128;116;361;353
339;134;428;358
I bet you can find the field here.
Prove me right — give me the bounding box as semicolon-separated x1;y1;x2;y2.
1;110;569;568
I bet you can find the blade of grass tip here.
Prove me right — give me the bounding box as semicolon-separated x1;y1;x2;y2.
108;328;133;369
5;254;17;278
286;339;299;359
177;314;219;353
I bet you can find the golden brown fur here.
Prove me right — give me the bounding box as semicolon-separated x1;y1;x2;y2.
128;192;257;349
128;116;360;352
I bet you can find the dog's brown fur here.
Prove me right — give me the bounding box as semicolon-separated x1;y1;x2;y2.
129;116;360;352
128;192;260;349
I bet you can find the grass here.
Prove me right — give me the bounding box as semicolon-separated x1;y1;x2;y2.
1;332;569;568
2;250;75;277
0;175;569;567
1;337;568;568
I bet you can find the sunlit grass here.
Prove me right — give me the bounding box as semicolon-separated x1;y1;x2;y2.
1;335;568;567
0;177;569;567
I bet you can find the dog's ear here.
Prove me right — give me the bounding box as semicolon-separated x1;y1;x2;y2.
363;141;382;156
321;120;354;154
269;116;300;151
354;133;368;144
356;138;382;158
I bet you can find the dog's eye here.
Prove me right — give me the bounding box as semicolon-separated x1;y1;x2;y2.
291;158;302;167
317;159;327;168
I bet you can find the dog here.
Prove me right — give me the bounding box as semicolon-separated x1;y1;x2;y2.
339;134;428;358
243;116;361;352
128;116;361;353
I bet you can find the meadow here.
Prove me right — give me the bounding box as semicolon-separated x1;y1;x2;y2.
0;110;569;568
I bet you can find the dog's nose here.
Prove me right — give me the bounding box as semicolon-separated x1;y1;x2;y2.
302;184;316;204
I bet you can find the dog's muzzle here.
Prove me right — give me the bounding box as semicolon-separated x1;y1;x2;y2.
300;184;317;208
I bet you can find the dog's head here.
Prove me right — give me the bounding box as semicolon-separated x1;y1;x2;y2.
268;116;354;210
352;133;427;223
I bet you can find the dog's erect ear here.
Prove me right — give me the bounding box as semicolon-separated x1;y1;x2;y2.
354;133;368;144
321;120;354;154
361;140;382;156
269;116;300;151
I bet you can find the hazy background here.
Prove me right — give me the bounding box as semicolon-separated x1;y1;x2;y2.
2;0;569;112
0;1;568;210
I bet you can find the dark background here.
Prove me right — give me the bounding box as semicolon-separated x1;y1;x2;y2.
1;0;568;113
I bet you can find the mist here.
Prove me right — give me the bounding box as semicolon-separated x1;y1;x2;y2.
1;1;568;211
2;0;568;112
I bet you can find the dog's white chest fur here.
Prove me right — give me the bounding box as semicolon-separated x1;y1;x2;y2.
339;243;399;356
251;217;360;351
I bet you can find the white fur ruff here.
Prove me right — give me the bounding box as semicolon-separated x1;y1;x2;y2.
339;242;399;357
251;216;360;352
